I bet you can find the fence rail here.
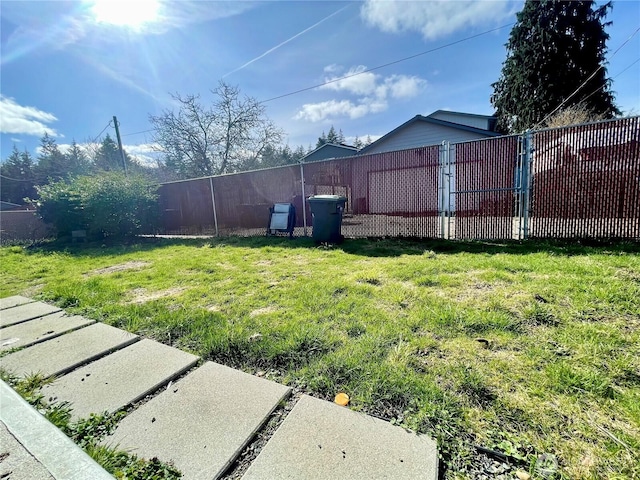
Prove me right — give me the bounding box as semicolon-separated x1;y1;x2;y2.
158;116;640;241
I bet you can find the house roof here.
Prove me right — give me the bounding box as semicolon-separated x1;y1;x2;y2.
0;201;22;211
300;142;358;162
359;114;500;154
427;110;496;121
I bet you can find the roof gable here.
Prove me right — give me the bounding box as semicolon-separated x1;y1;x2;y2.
359;115;499;154
428;110;496;121
300;142;358;162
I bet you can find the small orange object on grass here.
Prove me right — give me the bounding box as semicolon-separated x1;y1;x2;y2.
334;392;349;406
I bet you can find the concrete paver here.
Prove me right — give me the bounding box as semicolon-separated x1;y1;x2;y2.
0;313;94;351
106;361;291;480
0;302;61;328
43;339;199;420
241;395;438;480
0;322;137;378
0;295;35;310
1;380;112;480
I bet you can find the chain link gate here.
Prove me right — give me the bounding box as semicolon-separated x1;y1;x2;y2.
439;136;529;240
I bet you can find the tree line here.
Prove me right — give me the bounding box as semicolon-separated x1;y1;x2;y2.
0;133;153;205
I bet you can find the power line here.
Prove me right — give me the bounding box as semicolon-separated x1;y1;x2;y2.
2;120;113;183
259;22;516;104
0;173;36;182
119;23;637;136
612;56;640;79
579;56;640;106
536;26;640;128
121;128;154;137
88;120;113;144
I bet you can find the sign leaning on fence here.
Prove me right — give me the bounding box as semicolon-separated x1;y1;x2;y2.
157;116;640;241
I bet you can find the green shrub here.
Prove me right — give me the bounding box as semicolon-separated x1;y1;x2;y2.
35;173;159;239
34;180;85;236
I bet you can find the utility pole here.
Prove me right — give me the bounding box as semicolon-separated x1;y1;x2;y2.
113;116;128;175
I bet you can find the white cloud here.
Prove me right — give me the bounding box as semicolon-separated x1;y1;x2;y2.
124;143;161;166
360;0;516;40
387;75;425;99
319;65;379;96
324;64;341;74
295;100;369;122
296;65;427;122
0;96;60;137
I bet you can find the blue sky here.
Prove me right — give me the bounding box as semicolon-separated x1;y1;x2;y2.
1;0;639;164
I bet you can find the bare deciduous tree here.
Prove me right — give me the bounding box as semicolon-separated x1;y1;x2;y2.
149;81;283;179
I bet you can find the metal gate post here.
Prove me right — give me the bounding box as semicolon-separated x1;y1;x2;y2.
447;143;454;240
518;131;532;240
439;142;447;239
300;161;308;237
209;177;219;237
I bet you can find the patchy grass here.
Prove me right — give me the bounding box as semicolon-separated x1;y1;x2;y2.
1;237;639;478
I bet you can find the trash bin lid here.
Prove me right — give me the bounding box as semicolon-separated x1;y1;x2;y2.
308;195;347;202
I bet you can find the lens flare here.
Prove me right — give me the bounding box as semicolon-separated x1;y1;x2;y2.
90;0;160;28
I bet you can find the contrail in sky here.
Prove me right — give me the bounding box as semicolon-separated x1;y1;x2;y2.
222;4;351;78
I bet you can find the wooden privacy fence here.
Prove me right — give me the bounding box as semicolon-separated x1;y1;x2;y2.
158;116;640;241
0;210;52;243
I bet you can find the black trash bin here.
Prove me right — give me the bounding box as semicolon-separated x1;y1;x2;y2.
307;195;347;243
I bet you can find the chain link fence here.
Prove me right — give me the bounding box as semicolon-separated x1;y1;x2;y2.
158;116;640;241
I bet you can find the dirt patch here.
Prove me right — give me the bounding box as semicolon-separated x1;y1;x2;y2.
206;304;221;312
250;306;278;317
216;263;236;270
456;282;500;301
126;287;187;304
22;284;44;297
86;261;150;277
254;260;273;267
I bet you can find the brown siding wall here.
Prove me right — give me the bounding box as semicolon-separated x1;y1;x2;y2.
0;211;52;243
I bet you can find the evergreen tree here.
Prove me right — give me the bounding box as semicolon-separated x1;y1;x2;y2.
491;0;619;133
353;136;364;150
35;135;93;184
317;126;347;147
35;133;67;183
94;134;129;172
65;140;92;176
326;126;340;144
0;146;36;203
316;131;327;148
293;145;307;161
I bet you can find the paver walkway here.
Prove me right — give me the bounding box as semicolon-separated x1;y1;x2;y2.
0;296;438;479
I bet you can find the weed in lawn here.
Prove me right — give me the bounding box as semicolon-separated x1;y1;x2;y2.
0;369;52;408
522;302;559;327
547;362;616;399
454;365;497;408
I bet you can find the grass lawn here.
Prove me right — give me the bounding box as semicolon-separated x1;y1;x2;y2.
1;237;638;479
